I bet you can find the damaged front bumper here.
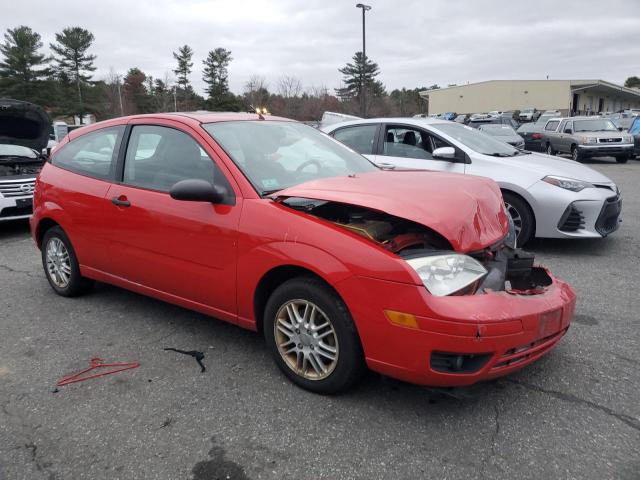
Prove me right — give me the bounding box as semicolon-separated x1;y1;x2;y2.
335;260;576;387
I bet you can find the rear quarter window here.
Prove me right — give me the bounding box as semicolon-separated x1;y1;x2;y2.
52;126;124;180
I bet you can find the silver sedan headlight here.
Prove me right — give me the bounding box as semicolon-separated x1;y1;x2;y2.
542;175;594;192
406;254;487;296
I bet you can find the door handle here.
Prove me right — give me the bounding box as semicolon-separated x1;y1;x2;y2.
111;196;131;207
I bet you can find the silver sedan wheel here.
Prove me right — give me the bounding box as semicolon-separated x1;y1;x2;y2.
546;144;554;156
504;202;523;238
274;299;339;381
46;237;72;288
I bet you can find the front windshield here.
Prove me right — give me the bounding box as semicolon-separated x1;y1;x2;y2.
204;121;378;195
481;125;517;136
536;114;556;125
431;123;519;157
574;119;617;132
0;144;37;158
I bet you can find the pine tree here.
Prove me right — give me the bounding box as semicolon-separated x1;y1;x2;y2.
50;27;97;123
172;44;193;109
335;51;385;116
202;48;232;107
0;25;50;102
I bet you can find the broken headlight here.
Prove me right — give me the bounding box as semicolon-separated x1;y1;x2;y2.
406;254;487;296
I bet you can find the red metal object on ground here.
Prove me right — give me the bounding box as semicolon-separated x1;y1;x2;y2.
57;358;140;386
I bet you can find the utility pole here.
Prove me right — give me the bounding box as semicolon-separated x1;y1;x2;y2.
116;75;123;116
356;3;371;118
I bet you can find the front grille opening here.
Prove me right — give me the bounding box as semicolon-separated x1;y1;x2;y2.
558;204;585;232
595;196;621;236
0;205;32;218
430;352;492;374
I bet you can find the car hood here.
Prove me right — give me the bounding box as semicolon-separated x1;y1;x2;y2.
275;170;508;252
575;131;623;139
0;98;51;151
492;151;614;184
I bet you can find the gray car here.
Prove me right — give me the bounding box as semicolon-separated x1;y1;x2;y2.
478;124;525;149
542;117;634;163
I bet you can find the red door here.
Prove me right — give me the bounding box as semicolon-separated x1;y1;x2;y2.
102;119;242;320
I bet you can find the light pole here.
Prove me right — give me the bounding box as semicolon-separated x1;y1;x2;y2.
356;3;371;117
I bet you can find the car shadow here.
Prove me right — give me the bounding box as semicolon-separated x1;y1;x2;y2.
525;236;618;256
0;219;31;240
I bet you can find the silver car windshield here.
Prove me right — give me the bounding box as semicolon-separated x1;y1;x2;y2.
431;123;520;157
204;121;378;195
574;119;618;132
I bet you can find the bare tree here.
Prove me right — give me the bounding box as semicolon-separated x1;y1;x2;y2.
277;75;302;98
243;74;269;110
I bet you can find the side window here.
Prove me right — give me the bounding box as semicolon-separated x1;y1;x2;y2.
123;125;232;197
545;120;560;132
332;125;377;154
565;121;573;132
52;126;123;179
382;126;432;160
558;120;567;132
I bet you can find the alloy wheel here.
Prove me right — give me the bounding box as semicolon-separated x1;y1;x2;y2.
46;237;72;288
546;144;553;156
504;202;522;238
274;299;339;381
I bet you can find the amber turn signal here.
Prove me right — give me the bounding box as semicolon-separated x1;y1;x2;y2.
384;310;419;329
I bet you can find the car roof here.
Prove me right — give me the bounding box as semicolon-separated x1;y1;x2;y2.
128;111;293;124
322;117;450;131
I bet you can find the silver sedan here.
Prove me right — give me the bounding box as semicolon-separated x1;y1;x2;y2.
323;117;621;245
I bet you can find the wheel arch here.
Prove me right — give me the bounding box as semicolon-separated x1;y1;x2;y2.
253;265;346;336
500;187;537;237
35;217;61;248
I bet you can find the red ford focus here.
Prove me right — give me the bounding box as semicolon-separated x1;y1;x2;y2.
30;113;576;393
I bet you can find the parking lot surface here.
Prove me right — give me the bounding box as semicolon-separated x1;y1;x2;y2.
1;160;638;480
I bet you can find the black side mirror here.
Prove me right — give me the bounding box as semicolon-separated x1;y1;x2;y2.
170;179;225;203
564;129;572;134
618;127;624;131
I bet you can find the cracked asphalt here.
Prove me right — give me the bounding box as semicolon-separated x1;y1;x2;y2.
1;160;639;480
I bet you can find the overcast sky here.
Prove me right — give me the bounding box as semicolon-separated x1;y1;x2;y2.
4;0;640;95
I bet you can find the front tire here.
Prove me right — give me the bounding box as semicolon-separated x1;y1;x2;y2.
571;146;582;162
503;192;534;246
41;226;95;297
264;276;365;394
615;155;629;164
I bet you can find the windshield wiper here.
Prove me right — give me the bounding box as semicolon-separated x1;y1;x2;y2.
487;152;517;157
377;162;396;170
262;189;283;197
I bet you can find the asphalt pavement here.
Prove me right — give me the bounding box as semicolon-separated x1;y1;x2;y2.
1;159;638;480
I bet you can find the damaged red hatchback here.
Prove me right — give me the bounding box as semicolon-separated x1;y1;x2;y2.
31;113;576;393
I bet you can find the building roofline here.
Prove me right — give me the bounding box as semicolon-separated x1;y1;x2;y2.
419;79;640;99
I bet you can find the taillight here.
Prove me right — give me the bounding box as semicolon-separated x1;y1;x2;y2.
531;133;543;140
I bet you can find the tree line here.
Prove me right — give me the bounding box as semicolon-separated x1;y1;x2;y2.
0;24;433;123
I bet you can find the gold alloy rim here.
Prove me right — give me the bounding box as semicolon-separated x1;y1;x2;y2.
274;299;339;381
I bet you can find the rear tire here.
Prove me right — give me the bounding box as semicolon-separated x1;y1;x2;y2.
503;192;535;246
264;276;365;394
546;143;555;156
41;226;95;297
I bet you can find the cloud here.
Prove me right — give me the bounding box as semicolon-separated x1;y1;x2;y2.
2;0;639;95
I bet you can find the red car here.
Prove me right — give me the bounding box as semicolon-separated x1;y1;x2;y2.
30;113;576;394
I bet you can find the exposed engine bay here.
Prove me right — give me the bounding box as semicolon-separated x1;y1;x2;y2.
0;159;43;177
280;197;552;295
